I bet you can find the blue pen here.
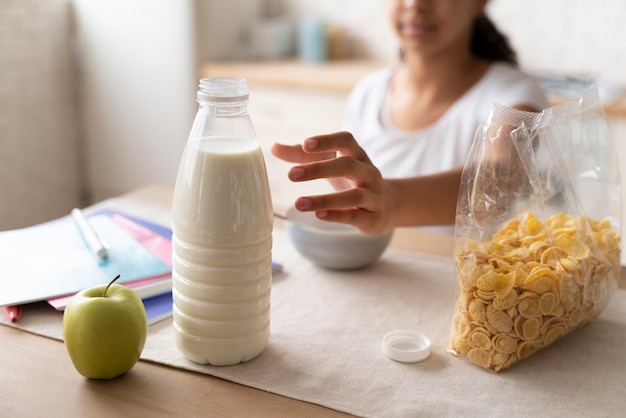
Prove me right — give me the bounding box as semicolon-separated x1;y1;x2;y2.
71;208;110;262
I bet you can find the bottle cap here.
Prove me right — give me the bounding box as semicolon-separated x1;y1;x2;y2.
198;77;249;103
382;330;431;363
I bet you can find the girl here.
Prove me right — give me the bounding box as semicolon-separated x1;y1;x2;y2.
271;0;547;234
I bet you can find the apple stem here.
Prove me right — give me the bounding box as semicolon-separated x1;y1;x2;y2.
103;274;121;297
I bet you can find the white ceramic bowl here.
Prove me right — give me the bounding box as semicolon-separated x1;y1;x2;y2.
285;207;393;270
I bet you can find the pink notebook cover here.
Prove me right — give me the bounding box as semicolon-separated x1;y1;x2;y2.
47;212;172;311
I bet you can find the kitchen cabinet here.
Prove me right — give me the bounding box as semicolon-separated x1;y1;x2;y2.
201;60;386;148
202;60;626;145
201;60;387;211
245;85;347;146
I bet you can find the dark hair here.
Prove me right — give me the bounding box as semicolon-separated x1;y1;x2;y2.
471;14;518;66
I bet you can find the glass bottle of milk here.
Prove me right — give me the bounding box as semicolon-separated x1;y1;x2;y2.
171;78;273;366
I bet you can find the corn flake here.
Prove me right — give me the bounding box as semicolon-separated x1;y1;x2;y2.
449;212;620;372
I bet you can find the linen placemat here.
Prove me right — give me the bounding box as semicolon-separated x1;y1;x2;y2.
3;229;626;417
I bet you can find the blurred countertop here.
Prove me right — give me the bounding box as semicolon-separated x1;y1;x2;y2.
201;60;626;117
200;59;388;93
593;99;626;117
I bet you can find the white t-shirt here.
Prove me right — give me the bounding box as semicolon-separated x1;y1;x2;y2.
343;62;549;178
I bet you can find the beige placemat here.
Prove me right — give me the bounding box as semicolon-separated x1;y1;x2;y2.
4;229;626;417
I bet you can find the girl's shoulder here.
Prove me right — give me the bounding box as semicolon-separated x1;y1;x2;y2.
474;62;549;109
349;66;396;97
484;62;537;84
345;66;396;118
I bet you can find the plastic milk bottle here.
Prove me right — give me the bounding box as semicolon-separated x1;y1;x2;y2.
171;78;273;366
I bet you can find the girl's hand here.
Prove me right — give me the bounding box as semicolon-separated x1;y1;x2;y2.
271;132;395;235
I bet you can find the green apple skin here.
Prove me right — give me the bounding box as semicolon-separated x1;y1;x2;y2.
63;283;148;379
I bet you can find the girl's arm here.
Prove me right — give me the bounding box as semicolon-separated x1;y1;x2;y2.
271;132;462;234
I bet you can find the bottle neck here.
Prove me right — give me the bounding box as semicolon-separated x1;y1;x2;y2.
198;101;249;117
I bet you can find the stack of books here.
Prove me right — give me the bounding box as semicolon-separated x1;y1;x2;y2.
0;208;174;325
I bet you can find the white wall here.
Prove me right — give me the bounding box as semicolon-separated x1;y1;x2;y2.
72;0;198;203
487;0;626;83
196;0;262;62
0;0;83;229
279;0;626;83
280;0;395;60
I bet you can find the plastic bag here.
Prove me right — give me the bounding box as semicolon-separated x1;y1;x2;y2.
449;88;622;372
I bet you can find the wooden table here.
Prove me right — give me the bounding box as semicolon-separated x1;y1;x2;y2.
1;184;624;416
0;185;454;417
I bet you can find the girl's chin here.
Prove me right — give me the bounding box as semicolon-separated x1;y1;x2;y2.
399;41;434;56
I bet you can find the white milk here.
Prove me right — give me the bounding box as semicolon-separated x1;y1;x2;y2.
171;135;273;366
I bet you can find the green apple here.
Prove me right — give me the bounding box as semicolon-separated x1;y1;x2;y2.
63;275;148;379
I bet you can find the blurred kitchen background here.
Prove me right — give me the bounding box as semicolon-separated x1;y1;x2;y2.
1;0;625;230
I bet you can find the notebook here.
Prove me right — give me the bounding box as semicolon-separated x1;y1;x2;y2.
143;291;173;325
46;210;173;311
0;210;171;307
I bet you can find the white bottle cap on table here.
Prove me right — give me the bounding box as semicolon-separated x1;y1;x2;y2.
382;330;431;363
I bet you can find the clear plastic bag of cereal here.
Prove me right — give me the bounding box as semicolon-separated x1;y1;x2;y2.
449;88;621;372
